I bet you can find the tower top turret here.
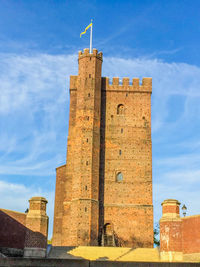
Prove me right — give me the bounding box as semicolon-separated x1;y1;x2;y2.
78;48;103;79
78;48;103;61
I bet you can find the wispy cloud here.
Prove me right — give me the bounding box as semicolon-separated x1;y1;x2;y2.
0;53;78;175
148;47;182;58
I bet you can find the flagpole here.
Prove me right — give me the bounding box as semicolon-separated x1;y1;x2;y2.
90;19;93;53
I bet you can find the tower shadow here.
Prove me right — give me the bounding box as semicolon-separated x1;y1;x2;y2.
98;77;107;245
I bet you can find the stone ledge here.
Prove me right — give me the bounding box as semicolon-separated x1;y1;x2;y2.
24;247;46;258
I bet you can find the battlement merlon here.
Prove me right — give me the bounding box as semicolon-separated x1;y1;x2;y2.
101;77;152;92
78;48;103;61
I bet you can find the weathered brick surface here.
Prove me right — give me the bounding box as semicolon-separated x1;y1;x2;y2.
25;197;48;249
160;199;200;256
0;209;26;249
163;205;180;214
100;83;153;247
52;49;153;247
52;165;66;246
0;197;48;251
160;221;182;252
182;216;200;254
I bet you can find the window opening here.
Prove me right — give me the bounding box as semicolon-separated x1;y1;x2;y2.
117;104;124;115
116;172;123;182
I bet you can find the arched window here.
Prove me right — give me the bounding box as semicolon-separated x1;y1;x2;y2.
116;172;123;182
117;104;124;115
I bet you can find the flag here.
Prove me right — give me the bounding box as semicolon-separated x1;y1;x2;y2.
80;22;92;38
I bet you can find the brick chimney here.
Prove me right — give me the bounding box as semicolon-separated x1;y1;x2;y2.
24;197;48;258
160;199;182;262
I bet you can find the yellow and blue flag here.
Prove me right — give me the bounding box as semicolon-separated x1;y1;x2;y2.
80;22;92;38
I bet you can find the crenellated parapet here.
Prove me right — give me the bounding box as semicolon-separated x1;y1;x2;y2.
101;77;152;92
78;48;103;61
70;75;152;92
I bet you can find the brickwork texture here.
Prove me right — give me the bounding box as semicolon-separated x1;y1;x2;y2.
0;196;48;251
160;199;200;261
52;48;153;248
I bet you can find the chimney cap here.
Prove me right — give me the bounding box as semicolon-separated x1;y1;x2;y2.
161;199;181;206
29;196;48;203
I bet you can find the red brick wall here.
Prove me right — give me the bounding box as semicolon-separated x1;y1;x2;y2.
61;84;77;245
182;216;200;254
100;78;153;247
52;164;66;246
160;220;182;252
160;200;200;255
0;209;26;249
0;198;48;251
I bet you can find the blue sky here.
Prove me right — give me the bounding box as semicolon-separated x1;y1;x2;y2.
0;0;200;238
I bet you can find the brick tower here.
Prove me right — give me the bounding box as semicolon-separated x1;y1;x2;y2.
52;48;153;248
